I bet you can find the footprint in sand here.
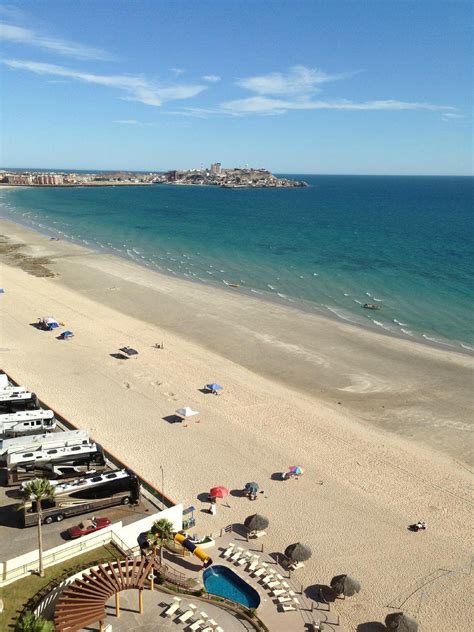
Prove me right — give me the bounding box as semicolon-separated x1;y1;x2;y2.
123;382;131;389
150;381;162;387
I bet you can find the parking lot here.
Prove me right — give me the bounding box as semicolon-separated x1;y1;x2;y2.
0;480;159;560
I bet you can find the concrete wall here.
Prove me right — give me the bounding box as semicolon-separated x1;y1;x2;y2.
0;504;182;587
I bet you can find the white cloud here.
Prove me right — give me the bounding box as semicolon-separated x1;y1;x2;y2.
236;65;345;96
202;74;221;83
2;59;207;107
0;22;112;60
441;112;464;121
220;95;457;116
171;67;185;76
115;119;142;125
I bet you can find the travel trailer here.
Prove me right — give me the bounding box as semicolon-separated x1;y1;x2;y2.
0;409;56;438
0;429;89;463
6;442;106;486
0;391;39;414
22;469;140;526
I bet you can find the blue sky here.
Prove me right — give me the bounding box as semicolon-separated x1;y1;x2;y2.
0;0;471;174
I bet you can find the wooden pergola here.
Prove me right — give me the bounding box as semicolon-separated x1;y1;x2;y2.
54;556;158;632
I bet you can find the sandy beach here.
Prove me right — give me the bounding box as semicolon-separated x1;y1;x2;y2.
0;219;472;631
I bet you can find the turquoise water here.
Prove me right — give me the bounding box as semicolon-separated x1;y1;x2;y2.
0;176;472;350
203;565;260;608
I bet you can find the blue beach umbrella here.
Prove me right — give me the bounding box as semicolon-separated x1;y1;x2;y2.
206;383;223;392
245;482;259;493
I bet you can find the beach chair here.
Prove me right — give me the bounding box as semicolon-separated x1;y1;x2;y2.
248;556;260;572
236;551;252;566
272;588;288;597
189;620;206;631
261;572;277;586
164;597;181;617
253;566;268;578
221;543;235;558
267;580;281;590
178;604;197;623
229;549;242;562
280;603;297;612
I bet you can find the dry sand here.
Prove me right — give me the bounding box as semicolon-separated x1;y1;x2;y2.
0;220;472;631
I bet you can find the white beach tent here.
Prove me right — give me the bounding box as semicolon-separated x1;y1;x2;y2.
176;407;199;419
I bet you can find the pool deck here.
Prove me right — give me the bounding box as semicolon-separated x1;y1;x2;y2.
157;530;341;632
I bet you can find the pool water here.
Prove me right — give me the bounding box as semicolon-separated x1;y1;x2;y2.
203;565;260;609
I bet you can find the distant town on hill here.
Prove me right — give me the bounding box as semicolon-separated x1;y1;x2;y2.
0;164;308;189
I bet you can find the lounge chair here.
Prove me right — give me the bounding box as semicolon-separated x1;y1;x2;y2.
221;543;235;558
261;573;277;586
164;597;181;617
272;588;288;597
178;605;197;623
189;620;206;631
229;549;241;562
267;580;281;590
280;603;297;612
236;552;252;566
248;556;260;572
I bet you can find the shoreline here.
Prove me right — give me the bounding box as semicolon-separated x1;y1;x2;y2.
1;205;471;358
0;217;472;466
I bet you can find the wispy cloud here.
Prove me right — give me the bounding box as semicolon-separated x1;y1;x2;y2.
236;65;347;96
220;96;457;116
2;59;207;106
202;74;221;83
171;67;185;76
441;112;464;122
114;119;142;125
0;22;112;60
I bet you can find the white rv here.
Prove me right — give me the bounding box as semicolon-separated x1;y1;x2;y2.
0;409;56;437
6;441;106;485
0;390;39;414
0;429;89;462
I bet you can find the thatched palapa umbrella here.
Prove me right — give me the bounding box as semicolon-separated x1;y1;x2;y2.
385;612;418;632
284;542;312;562
244;514;269;532
330;574;361;597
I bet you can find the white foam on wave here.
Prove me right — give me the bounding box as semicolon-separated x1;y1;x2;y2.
132;248;142;255
353;299;363;305
393;319;408;326
313;272;319;277
250;289;263;294
401;328;415;337
460;343;474;351
267;284;275;290
343;293;349;297
326;306;356;323
422;334;457;348
373;297;383;302
365;292;372;297
372;319;391;331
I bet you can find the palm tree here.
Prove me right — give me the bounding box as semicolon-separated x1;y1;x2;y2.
20;479;56;578
147;518;175;566
15;610;54;631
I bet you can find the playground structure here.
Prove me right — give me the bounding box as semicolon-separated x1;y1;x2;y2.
174;532;213;568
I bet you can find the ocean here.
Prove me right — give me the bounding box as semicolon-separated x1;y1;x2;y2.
1;175;472;351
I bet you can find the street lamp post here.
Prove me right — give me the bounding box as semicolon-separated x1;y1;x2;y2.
160;465;164;508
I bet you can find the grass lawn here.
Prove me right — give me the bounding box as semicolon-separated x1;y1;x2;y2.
0;544;121;629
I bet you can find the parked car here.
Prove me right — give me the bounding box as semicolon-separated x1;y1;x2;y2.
67;516;111;539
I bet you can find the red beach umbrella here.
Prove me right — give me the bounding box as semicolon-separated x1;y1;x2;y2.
209;486;229;499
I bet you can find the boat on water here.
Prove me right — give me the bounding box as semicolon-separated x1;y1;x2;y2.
363;303;382;310
227;283;240;288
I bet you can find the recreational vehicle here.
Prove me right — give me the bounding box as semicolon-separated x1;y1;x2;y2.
22;469;140;526
5;442;106;485
0;391;39;414
0;429;89;464
0;409;56;438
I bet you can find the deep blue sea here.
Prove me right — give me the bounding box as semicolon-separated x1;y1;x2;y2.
1;175;472;350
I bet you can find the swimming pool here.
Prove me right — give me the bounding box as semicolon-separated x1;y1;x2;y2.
203;565;260;609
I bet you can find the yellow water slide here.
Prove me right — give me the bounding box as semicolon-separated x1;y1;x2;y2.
174;533;213;567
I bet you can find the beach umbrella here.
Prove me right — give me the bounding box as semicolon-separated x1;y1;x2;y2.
206;383;223;391
289;465;304;475
176;407;199;418
284;542;312;562
385;612;418;632
244;514;269;532
245;482;259;493
330;574;361;597
209;486;229;499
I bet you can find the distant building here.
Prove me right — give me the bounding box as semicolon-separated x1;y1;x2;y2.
210;162;222;175
4;173;33;185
